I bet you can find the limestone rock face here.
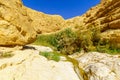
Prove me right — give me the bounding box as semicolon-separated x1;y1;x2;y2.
26;8;66;33
66;0;120;48
0;0;37;46
0;45;81;80
0;0;66;46
75;52;120;80
84;0;120;47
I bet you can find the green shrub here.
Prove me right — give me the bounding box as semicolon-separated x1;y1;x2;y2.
54;28;81;54
34;28;81;55
34;25;120;55
96;39;120;54
39;52;60;62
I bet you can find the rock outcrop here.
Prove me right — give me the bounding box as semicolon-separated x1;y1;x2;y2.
66;0;120;48
0;0;66;46
1;0;119;47
0;45;82;80
0;0;37;46
73;52;120;80
26;8;66;34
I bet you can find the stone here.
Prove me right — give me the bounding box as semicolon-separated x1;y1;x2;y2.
26;8;66;33
0;45;81;80
75;52;120;80
0;0;67;46
0;0;37;46
1;0;119;47
66;0;120;48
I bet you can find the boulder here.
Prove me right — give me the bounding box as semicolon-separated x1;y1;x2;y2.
75;52;120;80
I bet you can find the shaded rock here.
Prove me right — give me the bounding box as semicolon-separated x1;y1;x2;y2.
27;45;53;52
75;52;120;80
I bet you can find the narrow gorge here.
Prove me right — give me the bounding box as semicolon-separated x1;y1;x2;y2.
0;0;120;80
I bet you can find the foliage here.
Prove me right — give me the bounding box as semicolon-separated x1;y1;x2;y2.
96;39;120;54
76;25;120;54
54;28;81;54
34;25;120;55
34;28;81;55
39;52;60;62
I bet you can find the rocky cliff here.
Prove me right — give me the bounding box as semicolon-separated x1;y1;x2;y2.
0;0;37;46
0;0;120;80
0;0;66;46
1;0;119;47
26;8;66;34
66;0;120;48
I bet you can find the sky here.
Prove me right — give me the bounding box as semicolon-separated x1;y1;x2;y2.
22;0;100;19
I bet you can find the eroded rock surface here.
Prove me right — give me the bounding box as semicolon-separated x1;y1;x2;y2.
1;0;119;47
26;8;66;33
0;0;66;46
66;0;120;48
0;45;81;80
0;0;37;46
75;52;120;80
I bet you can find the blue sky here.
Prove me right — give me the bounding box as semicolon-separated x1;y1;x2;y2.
22;0;100;19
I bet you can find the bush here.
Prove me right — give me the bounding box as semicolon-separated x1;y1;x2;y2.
34;25;120;55
34;28;81;55
96;39;120;54
54;28;81;54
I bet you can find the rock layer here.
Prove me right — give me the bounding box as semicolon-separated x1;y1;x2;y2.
85;0;120;48
66;0;120;48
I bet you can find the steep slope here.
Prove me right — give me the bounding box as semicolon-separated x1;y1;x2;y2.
0;0;66;46
66;0;120;48
0;0;37;46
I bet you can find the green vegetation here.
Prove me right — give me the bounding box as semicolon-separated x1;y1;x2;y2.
96;40;120;54
34;26;120;55
76;25;120;54
0;52;14;58
39;52;61;62
34;28;81;55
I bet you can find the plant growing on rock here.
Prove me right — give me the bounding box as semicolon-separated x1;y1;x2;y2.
34;28;81;55
39;52;60;62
